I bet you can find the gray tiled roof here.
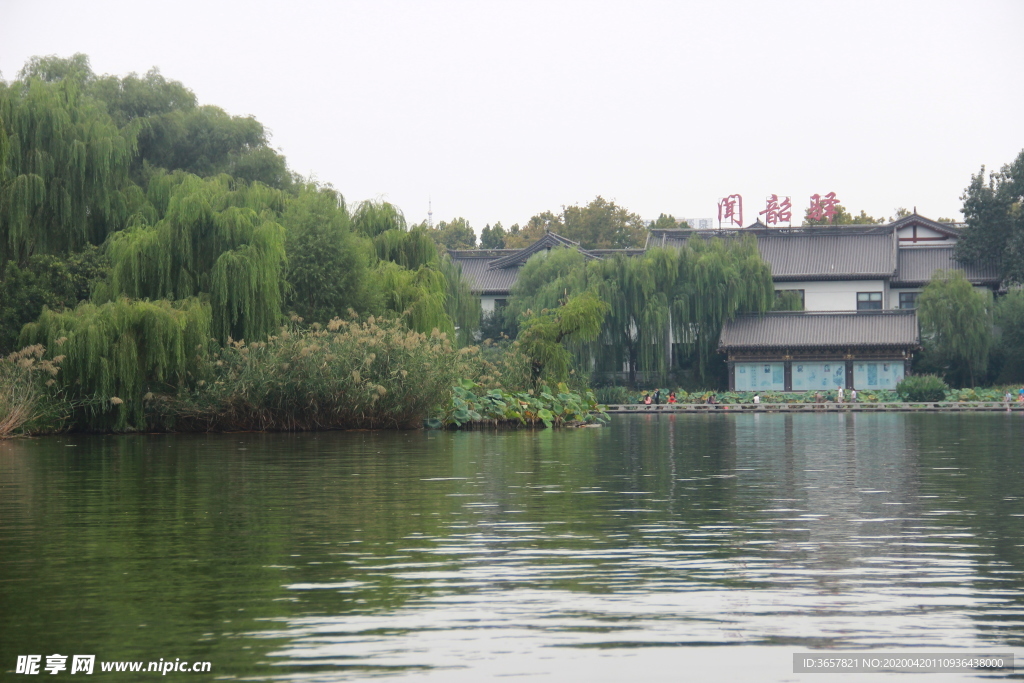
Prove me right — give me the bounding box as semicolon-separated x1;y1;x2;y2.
487;233;600;270
719;310;919;350
647;230;896;280
760;233;895;280
449;233;604;294
451;254;521;293
890;214;964;238
893;247;1001;286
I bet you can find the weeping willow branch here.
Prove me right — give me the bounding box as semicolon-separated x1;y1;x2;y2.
0;78;137;266
105;173;286;342
507;236;774;384
19;297;211;432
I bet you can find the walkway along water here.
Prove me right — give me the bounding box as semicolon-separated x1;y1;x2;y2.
605;402;1024;413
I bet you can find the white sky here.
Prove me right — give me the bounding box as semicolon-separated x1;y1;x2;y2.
2;0;1023;231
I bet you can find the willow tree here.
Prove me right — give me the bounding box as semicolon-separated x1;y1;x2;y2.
104;173;286;342
917;270;992;387
517;291;609;387
670;236;775;383
0;77;137;265
19;297;211;431
374;261;453;336
373;227;437;270
351;199;406;238
438;254;481;346
506;236;773;386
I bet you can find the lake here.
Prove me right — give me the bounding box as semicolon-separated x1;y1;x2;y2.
1;413;1022;681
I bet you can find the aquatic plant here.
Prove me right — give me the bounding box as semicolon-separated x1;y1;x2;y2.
437;380;608;429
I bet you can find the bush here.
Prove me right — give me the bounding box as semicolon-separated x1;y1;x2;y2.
896;374;949;402
156;316;477;431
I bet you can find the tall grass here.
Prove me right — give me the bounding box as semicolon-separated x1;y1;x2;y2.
0;345;65;437
156;316;480;431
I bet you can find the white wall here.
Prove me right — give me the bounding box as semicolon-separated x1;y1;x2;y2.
890;284;992;310
775;280;886;312
896;225;956;246
889;288;919;309
480;295;498;314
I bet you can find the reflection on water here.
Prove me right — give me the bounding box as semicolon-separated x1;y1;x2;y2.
1;413;1022;681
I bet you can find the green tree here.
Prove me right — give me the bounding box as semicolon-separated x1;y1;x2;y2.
955;149;1024;284
0;245;109;353
505;197;648;249
479;222;508;249
802;204;884;226
282;184;375;324
89;68;197;127
992;289;1024;382
19;297;211;431
104;173;287;343
425;217;476;250
133;105;291;189
649;213;681;230
917;270;992;387
0;77;137;265
517;291;609;387
563;196;647;248
351;199;406;238
506;236;774;386
17;53;95;85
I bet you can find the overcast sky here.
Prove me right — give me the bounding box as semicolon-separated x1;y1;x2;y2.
2;0;1022;232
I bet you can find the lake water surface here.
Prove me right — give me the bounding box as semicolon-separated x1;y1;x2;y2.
2;413;1023;681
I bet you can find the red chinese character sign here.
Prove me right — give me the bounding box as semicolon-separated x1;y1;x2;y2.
717;194;743;228
807;192;840;223
759;195;792;226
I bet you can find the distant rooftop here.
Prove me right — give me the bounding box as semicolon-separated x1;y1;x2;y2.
719;310;920;351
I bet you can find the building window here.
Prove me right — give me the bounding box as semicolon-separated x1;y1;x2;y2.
898;292;918;309
857;292;883;310
774;289;805;310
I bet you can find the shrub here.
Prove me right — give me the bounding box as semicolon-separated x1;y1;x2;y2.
896;374;949;402
157;316;476;431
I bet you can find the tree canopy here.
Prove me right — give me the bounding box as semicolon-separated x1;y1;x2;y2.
418;217;476;250
0;77;138;265
505;196;649;249
480;222;507;249
955;148;1024;284
802;204;885;226
505;236;774;385
916;270;992;387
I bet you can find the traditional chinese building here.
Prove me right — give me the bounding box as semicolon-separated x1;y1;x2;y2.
448;213;1000;389
718;310;918;391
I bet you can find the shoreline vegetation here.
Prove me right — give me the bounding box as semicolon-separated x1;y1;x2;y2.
3;55;1024;437
0;315;608;437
